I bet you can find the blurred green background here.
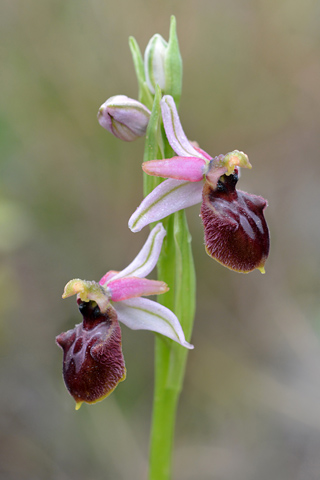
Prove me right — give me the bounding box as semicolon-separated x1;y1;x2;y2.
1;0;320;479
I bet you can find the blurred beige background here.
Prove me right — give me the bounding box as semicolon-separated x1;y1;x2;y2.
1;0;320;479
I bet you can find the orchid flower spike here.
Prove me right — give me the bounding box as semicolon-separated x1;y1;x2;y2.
56;223;193;409
129;96;270;274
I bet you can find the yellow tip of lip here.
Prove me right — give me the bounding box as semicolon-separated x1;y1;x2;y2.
75;401;83;411
258;266;266;274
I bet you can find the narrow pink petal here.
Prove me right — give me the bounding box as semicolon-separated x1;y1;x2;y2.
99;270;119;285
108;277;168;302
143;157;207;182
194;146;212;161
128;179;203;232
114;297;194;349
161;95;209;160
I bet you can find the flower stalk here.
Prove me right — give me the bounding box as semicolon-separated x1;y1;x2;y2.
139;80;196;479
149;209;195;480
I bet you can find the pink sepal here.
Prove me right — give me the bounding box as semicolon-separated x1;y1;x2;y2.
99;270;119;286
143;157;207;182
108;277;168;302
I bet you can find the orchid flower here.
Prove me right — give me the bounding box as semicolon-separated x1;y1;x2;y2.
129;95;270;274
56;223;193;409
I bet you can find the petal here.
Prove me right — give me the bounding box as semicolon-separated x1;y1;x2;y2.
114;297;193;349
142;156;207;182
194;146;212;161
107;277;168;302
99;270;119;285
200;176;270;273
100;223;166;285
161;95;209;160
56;302;126;409
129;179;203;232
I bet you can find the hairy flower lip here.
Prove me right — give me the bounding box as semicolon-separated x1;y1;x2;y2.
56;301;126;409
201;178;270;274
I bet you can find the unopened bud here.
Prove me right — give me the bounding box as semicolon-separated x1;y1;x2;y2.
144;34;168;94
98;95;151;141
144;17;182;104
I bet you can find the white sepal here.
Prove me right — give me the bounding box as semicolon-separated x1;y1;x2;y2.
115;297;193;349
102;223;166;283
129;179;203;232
161;95;208;160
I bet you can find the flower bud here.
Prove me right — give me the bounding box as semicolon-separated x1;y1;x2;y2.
200;172;270;273
98;95;151;142
144;17;183;104
56;300;126;409
144;34;168;94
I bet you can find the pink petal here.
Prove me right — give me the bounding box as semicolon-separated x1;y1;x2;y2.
99;270;119;285
107;277;168;302
194;146;212;161
143;157;207;182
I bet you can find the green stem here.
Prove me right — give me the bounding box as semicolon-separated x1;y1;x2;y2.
148;211;195;480
148;337;180;480
129;18;194;478
142;86;196;480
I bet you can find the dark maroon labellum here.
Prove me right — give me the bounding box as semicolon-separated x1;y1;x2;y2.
56;300;126;408
200;173;270;273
